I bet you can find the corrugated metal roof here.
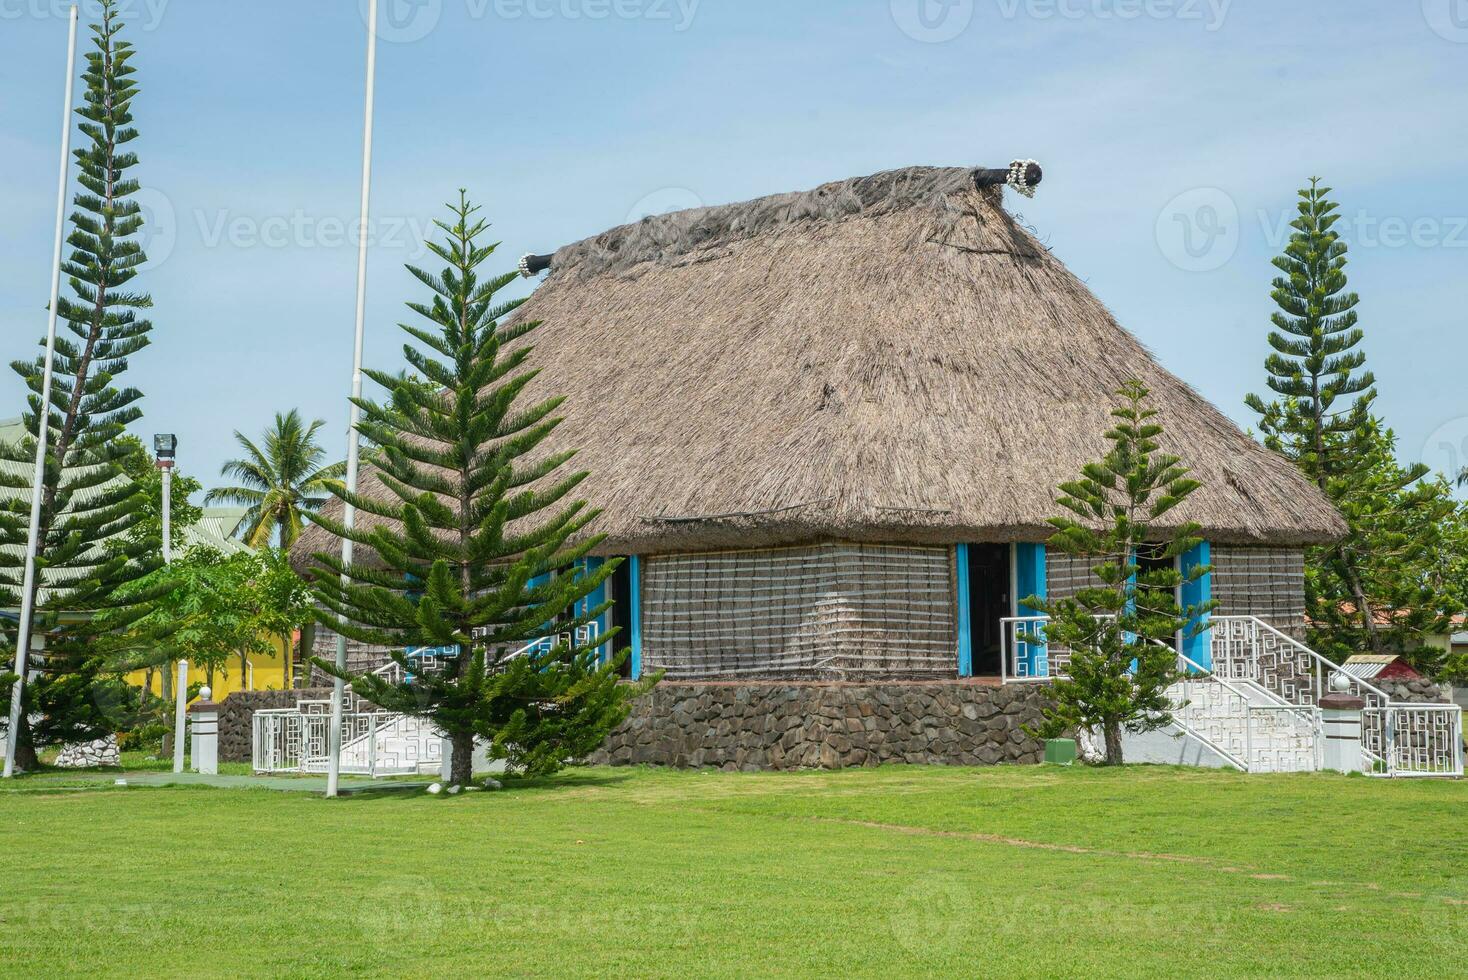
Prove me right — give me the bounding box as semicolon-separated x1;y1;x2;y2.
1342;654;1397;680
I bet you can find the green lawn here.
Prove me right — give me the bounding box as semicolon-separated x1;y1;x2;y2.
1;765;1465;978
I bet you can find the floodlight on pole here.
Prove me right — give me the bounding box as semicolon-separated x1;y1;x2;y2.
327;0;380;799
4;6;80;780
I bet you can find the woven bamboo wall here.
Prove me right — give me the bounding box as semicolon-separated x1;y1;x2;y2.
1045;552;1094;602
642;543;956;680
1211;545;1306;633
306;623;392;686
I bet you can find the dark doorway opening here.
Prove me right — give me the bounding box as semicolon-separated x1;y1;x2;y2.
1135;545;1179;650
608;557;633;677
968;544;1011;676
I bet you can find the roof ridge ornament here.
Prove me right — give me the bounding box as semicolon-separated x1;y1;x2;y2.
518;252;554;278
972;160;1043;198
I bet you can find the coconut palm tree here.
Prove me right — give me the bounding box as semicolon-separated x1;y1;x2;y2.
205;410;345;550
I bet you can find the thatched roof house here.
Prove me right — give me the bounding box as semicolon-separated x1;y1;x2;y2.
298;164;1341;684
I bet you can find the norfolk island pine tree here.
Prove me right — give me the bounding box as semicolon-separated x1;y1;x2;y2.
1023;380;1216;765
1246;177;1461;662
0;1;164;769
311;194;654;787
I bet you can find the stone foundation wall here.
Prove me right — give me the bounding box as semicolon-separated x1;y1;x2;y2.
219;688;334;763
1373;676;1450;704
586;682;1050;770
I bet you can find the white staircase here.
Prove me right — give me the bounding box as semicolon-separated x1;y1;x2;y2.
1160;657;1320;772
1003;614;1464;777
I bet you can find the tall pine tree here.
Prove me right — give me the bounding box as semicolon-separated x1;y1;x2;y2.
1024;381;1212;765
1247;178;1457;659
1245;177;1376;481
312;194;651;787
0;0;160;769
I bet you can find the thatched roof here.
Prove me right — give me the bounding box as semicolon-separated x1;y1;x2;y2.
296;165;1344;563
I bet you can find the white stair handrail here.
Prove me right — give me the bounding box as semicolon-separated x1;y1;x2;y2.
1235;615;1391;704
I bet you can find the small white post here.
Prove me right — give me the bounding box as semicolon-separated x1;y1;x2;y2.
1319;690;1365;775
3;6;80;780
172;659;187;773
189;685;218;775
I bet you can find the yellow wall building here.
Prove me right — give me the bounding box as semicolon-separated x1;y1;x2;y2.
127;631;297;700
120;505;304;700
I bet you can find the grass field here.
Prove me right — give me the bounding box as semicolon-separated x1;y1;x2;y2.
2;764;1465;978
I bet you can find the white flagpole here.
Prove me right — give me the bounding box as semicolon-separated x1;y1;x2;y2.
327;0;379;798
4;6;80;779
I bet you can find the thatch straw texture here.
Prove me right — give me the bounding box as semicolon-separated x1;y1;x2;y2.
295;165;1342;564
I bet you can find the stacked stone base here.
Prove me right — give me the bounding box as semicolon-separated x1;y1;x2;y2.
1373;677;1449;704
587;682;1049;770
54;735;120;768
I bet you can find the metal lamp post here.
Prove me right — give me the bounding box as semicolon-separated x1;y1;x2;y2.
154;433;185;773
3;6;80;780
154;433;176;563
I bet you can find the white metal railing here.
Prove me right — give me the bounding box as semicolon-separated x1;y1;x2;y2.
1169;650;1320;773
997;613;1462;777
1211;616;1461;777
1364;704;1465;778
507;622;600;662
1000;613;1123;683
252;707;441;778
999;616;1054;683
1209;616;1389;709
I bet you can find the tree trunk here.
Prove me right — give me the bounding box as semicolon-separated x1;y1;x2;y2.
450;730;474;787
1103;722;1124;766
12;715;39;771
160;664;173;758
1339;550;1383;654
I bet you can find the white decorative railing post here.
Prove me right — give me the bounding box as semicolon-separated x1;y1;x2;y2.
188;685;220;776
1319;689;1366;774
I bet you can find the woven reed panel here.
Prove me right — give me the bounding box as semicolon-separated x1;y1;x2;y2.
642;543;956;679
1211;545;1306;632
1045;552;1095;601
307;623;392;685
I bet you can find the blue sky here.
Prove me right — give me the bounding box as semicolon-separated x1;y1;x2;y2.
1;0;1466;494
